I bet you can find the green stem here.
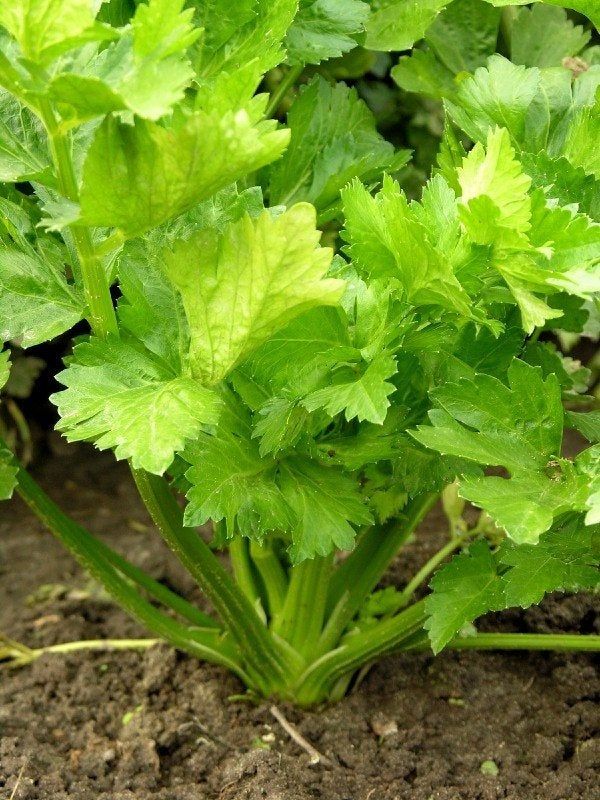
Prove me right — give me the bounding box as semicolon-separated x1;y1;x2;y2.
14;464;246;680
95;230;125;258
321;494;437;652
229;537;263;612
528;327;542;345
249;540;288;618
265;64;304;117
81;527;219;629
316;199;344;227
397;528;475;608
445;633;600;652
131;470;297;693
27;638;161;664
275;555;332;658
500;7;517;54
4;399;32;465
37;98;118;338
295;601;428;706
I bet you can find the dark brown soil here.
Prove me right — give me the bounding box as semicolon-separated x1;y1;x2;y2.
1;443;599;800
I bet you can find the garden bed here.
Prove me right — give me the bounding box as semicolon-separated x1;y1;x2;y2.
1;444;598;800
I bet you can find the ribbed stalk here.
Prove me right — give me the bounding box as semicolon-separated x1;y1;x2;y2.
320;494;437;654
229;537;263;610
249;540;288;618
37;98;118;339
274;555;332;659
295;601;428;706
131;470;300;694
446;633;600;652
81;526;218;629
14;465;247;681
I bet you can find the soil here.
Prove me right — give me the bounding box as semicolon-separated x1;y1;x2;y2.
0;442;598;800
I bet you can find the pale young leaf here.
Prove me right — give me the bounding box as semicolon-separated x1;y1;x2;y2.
0;0;117;64
163;204;343;385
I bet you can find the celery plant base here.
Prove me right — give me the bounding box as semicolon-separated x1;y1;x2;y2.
7;458;600;707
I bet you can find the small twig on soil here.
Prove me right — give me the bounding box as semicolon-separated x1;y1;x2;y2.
269;705;332;767
9;762;26;800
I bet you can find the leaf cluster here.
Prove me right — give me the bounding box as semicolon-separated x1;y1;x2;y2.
0;0;598;656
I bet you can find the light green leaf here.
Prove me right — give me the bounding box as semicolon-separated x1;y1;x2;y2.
561;98;600;180
482;1;600;30
252;398;309;457
566;411;600;443
528;192;600;275
425;540;505;653
458;127;532;241
427;359;564;459
498;516;599;607
193;0;297;81
510;5;590;68
453;321;523;378
526;193;600;296
80;104;289;238
460;466;585;543
0;442;18;500
132;0;198;58
365;0;451;52
413;359;588;543
163;204;343;385
522;151;600;220
49;0;198;122
152;184;267;245
315;410;404;471
285;0;369;65
446;55;540;147
269;77;401;210
483;192;600;334
183;403;293;538
391;48;456;100
426;0;501;75
53;337;221;474
576;445;600;525
49;73;125;120
426;514;600;652
447;53;600;160
236;306;355;401
279;457;372;561
0;348;9;389
0;91;51;183
342;176;475;320
495;261;563;334
0;246;84;347
0;0;117;64
116;239;190;372
183;398;371;558
302;352;397;424
451;129;597;332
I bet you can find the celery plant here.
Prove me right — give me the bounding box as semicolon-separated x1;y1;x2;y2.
0;0;599;705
